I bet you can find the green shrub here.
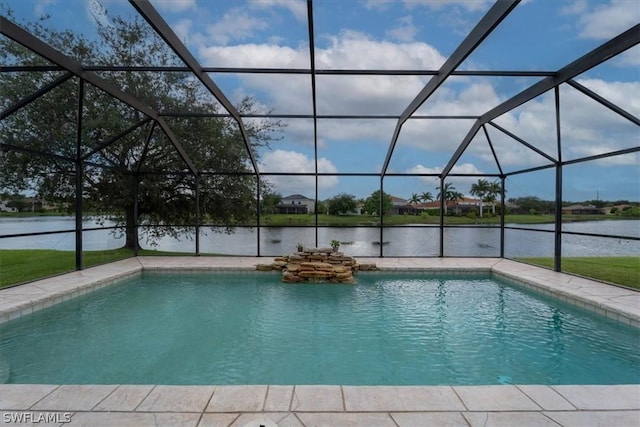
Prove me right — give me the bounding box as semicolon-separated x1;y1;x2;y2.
621;207;640;217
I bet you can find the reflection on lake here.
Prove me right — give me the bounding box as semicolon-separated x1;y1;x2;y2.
1;217;638;258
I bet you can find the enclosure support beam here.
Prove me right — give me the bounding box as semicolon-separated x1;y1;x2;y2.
442;23;640;178
483;125;504;176
567;79;640;127
195;177;200;256
439;177;445;258
133;177;139;257
382;0;520;175
0;72;73;121
75;79;84;271
3;64;558;77
135;121;157;174
500;177;506;258
82;118;152;162
380;177;385;257
0;143;75;163
256;177;261;257
553;87;563;272
487;122;557;163
129;0;259;176
307;0;320;248
0;16;198;176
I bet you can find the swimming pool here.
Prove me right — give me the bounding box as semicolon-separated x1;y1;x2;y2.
0;271;638;385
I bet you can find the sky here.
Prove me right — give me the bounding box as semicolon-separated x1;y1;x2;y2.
3;0;640;202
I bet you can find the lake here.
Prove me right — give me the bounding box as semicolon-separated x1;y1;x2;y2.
1;217;638;258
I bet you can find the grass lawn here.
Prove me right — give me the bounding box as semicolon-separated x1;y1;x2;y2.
0;249;132;288
3;248;637;291
519;256;640;290
0;248;199;288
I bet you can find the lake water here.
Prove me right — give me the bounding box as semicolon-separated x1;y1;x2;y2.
0;217;638;258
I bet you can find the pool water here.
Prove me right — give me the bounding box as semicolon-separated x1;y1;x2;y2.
0;272;638;385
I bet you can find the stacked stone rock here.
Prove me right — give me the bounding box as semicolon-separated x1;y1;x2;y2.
256;247;376;284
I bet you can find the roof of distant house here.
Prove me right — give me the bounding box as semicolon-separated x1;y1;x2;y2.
282;194;313;200
563;204;597;210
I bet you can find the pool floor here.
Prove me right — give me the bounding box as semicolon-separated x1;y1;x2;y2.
0;257;639;426
2;271;638;385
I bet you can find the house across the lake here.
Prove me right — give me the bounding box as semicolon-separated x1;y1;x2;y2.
412;197;483;215
562;204;601;215
276;194;315;214
0;200;18;213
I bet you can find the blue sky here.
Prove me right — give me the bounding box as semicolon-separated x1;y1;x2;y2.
4;0;640;202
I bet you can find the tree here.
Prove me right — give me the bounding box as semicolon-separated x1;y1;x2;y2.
316;200;328;215
0;10;282;249
260;190;282;215
451;191;464;214
5;194;29;212
485;180;502;214
469;179;490;218
436;182;459;215
327;193;357;215
508;196;555;214
408;193;421;205
363;190;393;215
420;192;433;203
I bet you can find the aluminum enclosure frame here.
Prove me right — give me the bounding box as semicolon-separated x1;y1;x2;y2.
1;1;639;274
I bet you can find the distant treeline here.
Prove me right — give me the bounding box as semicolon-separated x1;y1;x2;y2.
507;196;638;215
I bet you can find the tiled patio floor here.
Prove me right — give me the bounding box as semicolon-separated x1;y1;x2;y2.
1;257;638;426
2;383;639;426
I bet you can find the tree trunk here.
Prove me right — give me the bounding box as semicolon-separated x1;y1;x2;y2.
124;204;140;250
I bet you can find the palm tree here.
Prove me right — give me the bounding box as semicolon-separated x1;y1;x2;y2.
409;193;421;205
486;180;502;214
451;191;464;215
470;179;491;218
420;191;433;203
436;183;457;214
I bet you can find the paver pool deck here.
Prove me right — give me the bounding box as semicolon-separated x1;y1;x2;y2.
1;257;638;426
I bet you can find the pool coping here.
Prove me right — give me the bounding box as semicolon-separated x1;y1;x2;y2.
1;256;638;327
1;257;639;426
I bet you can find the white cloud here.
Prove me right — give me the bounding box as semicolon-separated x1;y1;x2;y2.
198;30;445;118
362;0;394;11
151;0;197;12
317;30;445;69
560;0;588;15
198;29;445;69
34;0;56;17
614;45;640;67
194;22;637;173
387;15;419;42
576;0;640;40
574;78;640;117
259;149;339;195
490;78;640;167
173;18;193;44
413;0;492;12
207;9;269;45
364;0;492;12
249;0;307;22
86;0;111;28
200;43;308;68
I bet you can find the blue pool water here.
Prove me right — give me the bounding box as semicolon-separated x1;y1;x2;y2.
0;272;638;385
